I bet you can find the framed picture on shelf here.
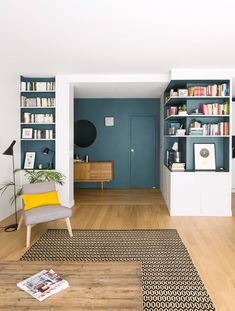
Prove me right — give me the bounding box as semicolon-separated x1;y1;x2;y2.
24;152;36;169
194;143;216;171
22;128;33;139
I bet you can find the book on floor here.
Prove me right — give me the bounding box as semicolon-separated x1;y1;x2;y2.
17;269;69;301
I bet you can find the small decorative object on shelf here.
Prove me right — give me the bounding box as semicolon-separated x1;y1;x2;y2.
178;89;188;97
178;104;187;115
43;147;55;169
176;128;186;136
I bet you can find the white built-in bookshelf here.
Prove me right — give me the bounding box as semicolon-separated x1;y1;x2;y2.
161;79;232;216
20;76;56;170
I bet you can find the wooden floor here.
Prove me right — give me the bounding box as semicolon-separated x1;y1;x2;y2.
1;189;235;311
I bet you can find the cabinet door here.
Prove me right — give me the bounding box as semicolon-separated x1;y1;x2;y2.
171;174;201;216
90;162;113;180
74;163;90;180
200;173;231;216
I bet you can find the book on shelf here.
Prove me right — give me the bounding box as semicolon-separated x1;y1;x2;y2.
22;113;55;123
200;102;229;115
169;162;185;171
21;81;55;92
21;97;55;108
188;122;229;136
32;129;55;139
17;269;69;302
165;83;229;103
189;84;229;97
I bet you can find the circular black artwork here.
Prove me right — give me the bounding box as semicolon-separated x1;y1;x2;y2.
200;148;209;158
74;120;97;148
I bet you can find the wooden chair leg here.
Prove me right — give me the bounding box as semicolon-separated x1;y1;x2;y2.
17;213;24;231
26;225;32;248
65;218;73;237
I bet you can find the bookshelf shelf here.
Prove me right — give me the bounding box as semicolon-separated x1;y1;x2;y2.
20;107;55;109
20;123;55;125
21;139;56;141
20;76;56;170
164;114;229;121
161;79;231;217
165;96;230;106
20;91;55;93
164;135;230;138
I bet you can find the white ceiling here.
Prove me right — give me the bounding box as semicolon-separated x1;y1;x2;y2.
1;0;235;96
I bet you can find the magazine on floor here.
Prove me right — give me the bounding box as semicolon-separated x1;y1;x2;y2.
17;269;69;301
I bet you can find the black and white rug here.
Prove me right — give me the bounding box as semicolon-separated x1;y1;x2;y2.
21;229;215;311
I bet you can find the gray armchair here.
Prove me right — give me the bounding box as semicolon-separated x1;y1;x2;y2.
18;182;73;248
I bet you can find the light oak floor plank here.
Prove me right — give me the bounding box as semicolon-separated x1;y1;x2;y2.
0;189;235;311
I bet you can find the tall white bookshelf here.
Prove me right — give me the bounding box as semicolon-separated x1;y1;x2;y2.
20;76;56;170
161;79;232;216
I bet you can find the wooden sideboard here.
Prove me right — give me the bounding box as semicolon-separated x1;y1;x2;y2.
74;161;113;191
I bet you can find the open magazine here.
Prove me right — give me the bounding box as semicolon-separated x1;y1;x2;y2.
17;269;69;301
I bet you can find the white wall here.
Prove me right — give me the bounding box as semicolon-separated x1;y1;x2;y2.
0;73;20;221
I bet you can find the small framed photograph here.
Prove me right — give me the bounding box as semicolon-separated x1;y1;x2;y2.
105;117;114;127
24;152;36;169
194;143;216;171
22;128;33;139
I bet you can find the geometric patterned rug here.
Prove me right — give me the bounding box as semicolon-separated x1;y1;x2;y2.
21;229;215;311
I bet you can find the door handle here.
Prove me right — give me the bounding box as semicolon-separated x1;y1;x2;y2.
131;149;134;152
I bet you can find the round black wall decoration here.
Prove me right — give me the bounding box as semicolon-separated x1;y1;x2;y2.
74;119;97;148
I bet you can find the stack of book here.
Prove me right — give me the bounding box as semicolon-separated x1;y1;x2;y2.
189;128;204;136
169;163;185;171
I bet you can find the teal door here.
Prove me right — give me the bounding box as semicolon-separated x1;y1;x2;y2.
130;116;156;188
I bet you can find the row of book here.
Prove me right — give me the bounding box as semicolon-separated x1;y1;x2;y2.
189;122;229;136
21;81;55;92
200;102;229;115
190;84;229;97
21;97;55;108
35;129;55;139
22;113;55;124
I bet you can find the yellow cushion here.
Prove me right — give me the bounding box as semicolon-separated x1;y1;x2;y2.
22;191;60;211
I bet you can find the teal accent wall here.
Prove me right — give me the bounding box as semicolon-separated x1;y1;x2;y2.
74;98;160;188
